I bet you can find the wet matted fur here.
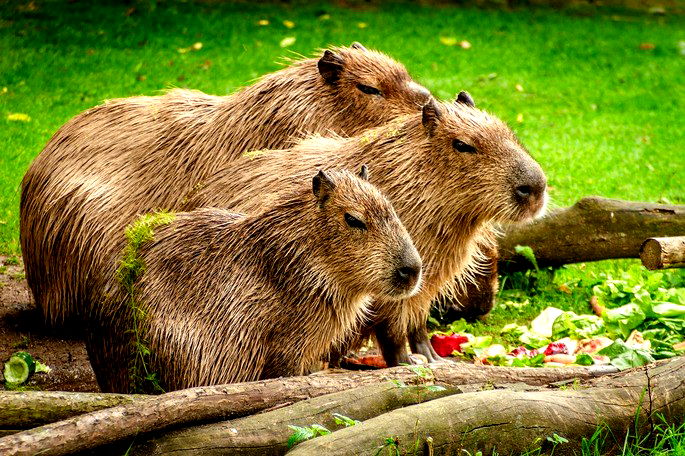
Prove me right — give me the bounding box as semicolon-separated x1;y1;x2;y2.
181;96;548;366
20;43;431;328
90;169;421;392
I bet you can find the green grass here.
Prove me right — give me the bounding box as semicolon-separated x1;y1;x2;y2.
1;1;684;253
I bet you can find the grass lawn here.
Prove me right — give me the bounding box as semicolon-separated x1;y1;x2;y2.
0;2;684;451
1;1;684;253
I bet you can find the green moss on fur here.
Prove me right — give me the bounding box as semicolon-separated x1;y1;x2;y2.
117;211;175;394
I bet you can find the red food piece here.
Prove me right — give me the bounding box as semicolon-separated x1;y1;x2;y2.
430;333;469;357
342;355;387;369
509;346;539;358
544;342;569;356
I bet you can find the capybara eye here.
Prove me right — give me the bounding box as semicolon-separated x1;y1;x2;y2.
452;139;477;154
344;213;367;230
356;84;382;96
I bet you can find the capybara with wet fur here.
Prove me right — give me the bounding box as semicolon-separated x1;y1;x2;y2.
20;43;431;329
89;167;422;392
179;94;547;366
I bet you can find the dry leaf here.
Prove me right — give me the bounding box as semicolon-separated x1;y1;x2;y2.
192;42;202;51
257;19;269;26
515;84;524;92
357;22;368;29
279;36;296;48
283;20;295;29
7;113;30;122
439;36;458;46
200;60;212;70
558;284;572;294
639;42;655;50
318;14;331;20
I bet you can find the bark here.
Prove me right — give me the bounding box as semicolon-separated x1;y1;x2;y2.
0;363;616;456
640;236;685;270
129;383;460;456
499;197;685;269
0;391;146;428
289;357;685;456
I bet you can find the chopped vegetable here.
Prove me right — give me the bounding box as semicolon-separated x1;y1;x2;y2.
530;307;564;338
2;351;51;384
544;342;569;356
430;333;469;357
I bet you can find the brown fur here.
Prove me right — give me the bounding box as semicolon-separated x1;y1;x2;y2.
20;44;430;328
89;169;421;392
181;98;547;366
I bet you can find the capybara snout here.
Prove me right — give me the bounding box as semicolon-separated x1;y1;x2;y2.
390;243;422;298
510;152;547;221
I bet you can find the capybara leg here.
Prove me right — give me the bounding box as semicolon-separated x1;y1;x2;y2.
375;321;411;367
84;323;132;393
409;325;447;364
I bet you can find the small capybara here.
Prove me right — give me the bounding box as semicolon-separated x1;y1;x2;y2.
89;167;422;392
179;94;547;367
20;43;431;329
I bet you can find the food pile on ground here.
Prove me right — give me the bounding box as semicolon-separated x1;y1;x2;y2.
432;266;685;370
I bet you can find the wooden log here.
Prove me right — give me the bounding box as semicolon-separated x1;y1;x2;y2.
640;236;685;270
129;382;460;456
499;197;685;269
0;363;617;456
289;357;685;456
0;391;145;428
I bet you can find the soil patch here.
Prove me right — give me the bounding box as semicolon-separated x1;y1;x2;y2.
0;256;98;392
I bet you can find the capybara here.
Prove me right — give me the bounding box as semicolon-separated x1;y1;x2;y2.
20;43;431;329
89;167;422;392
180;94;547;366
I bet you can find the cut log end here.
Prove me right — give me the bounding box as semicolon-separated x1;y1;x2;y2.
640;236;685;270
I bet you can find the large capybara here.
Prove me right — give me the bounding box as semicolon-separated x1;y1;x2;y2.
89;168;422;392
20;43;431;329
180;95;547;366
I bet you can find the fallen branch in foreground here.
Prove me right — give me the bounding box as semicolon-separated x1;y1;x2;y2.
499;197;685;269
640;236;685;270
290;357;685;456
130;382;462;455
0;362;616;456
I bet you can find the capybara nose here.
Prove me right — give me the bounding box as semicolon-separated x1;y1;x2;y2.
513;164;547;209
515;185;532;199
394;252;422;293
396;265;420;284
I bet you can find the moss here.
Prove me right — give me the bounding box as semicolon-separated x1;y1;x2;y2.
116;210;175;394
242;148;270;160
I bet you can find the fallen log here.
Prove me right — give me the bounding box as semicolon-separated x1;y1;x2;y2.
0;363;616;456
129;382;460;456
0;391;145;428
289;357;685;456
499;197;685;269
640;236;685;270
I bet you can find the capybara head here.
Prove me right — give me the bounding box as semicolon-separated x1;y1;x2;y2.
317;42;431;122
417;93;547;225
311;166;422;299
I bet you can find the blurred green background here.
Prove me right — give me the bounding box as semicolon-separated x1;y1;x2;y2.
1;1;684;253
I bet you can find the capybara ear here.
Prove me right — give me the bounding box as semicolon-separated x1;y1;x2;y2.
318;50;345;84
455;90;476;108
358;164;369;181
421;98;442;135
351;42;368;51
312;170;336;207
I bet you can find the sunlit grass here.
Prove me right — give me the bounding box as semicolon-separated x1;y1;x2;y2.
1;1;683;252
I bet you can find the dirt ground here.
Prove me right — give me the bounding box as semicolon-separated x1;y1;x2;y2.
0;256;99;392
